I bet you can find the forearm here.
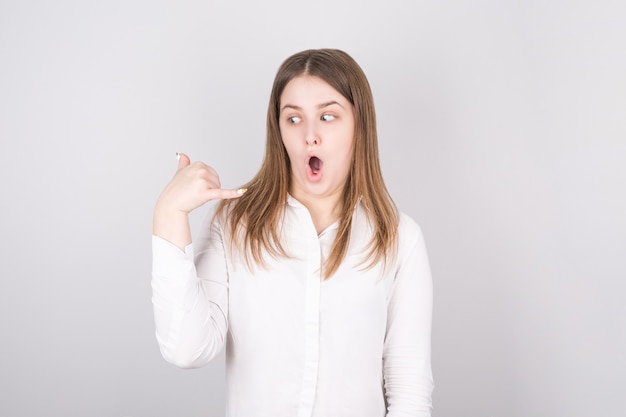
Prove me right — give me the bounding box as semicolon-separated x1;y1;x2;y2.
151;235;228;368
384;349;433;416
153;203;192;250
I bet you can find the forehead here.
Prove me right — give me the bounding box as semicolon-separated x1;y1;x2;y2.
280;75;349;107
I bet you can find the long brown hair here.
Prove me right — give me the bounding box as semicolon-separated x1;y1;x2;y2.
215;49;398;279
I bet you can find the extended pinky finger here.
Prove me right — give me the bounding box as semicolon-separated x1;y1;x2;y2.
207;187;247;201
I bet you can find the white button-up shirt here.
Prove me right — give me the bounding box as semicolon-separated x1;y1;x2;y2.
152;196;433;416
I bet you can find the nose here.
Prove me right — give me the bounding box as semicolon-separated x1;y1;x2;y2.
306;136;319;146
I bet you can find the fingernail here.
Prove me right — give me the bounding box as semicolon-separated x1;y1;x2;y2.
176;152;181;160
237;188;248;195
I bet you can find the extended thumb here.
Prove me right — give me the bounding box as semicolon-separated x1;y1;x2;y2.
176;152;191;171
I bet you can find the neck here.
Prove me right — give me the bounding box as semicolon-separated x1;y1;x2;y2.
291;188;343;235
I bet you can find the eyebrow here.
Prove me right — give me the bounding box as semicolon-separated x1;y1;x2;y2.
280;100;344;113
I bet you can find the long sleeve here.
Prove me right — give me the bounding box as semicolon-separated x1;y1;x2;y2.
383;216;434;417
151;214;229;368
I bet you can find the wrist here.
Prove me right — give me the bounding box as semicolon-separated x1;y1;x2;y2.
152;204;191;242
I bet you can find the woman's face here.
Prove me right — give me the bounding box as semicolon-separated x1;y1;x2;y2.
279;75;355;202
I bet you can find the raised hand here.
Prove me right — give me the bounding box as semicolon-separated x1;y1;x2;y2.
153;153;245;249
158;153;244;214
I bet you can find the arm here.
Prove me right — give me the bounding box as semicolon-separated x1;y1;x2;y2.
151;153;243;368
384;217;434;416
151;214;229;368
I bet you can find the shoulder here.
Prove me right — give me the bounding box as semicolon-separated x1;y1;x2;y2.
391;212;432;279
397;212;425;245
394;212;430;267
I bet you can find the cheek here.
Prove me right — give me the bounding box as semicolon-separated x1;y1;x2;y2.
279;128;293;151
332;139;355;172
280;124;301;146
335;127;355;157
281;136;302;165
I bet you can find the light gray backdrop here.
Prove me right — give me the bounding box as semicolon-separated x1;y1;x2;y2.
1;1;624;416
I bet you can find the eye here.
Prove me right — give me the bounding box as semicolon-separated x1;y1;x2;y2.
287;116;301;124
321;113;336;122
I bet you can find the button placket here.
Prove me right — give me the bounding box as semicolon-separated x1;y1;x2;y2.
297;230;322;417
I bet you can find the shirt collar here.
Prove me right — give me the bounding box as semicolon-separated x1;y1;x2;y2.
286;193;364;210
286;194;305;208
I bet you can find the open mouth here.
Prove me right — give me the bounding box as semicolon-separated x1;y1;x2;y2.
308;156;322;175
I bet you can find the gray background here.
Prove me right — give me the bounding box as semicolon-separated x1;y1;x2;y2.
1;0;624;416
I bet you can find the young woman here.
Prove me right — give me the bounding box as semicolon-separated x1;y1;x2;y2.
152;49;433;417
